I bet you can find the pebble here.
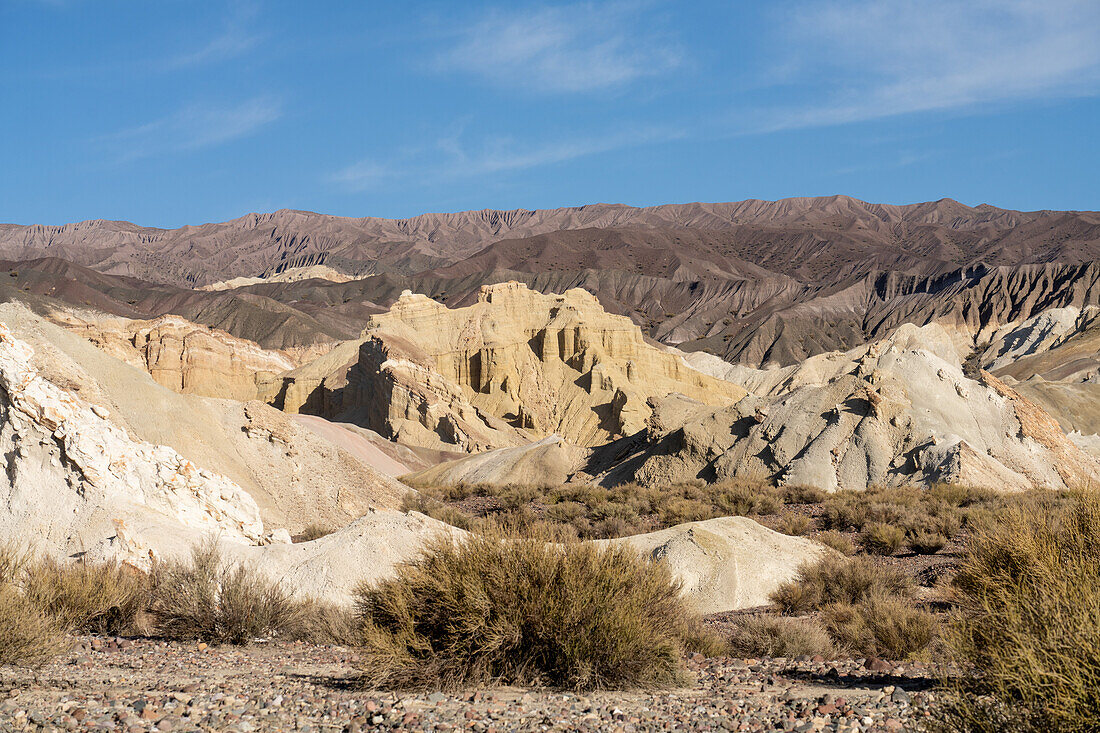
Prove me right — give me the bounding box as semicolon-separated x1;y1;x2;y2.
0;635;937;732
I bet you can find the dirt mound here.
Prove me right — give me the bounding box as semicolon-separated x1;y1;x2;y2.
602;517;832;613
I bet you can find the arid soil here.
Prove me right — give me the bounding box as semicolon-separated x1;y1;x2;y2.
1;637;938;732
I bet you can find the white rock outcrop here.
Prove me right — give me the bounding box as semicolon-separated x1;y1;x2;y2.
0;322;266;567
625;323;1100;492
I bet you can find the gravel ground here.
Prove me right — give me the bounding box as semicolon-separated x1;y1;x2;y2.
0;637;938;732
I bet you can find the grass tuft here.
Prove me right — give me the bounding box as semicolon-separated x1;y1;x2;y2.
778;515;813;536
0;546;69;668
860;522;907;555
22;557;148;635
816;531;856;555
294;524;335;543
907;531;947;556
821;594;934;659
770;556;912;615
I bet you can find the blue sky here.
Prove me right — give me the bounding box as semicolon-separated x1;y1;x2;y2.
2;0;1098;227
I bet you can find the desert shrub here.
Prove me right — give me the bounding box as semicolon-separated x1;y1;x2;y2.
497;484;543;509
821;495;871;531
294;524;334;543
754;495;783;515
0;586;68;668
22;557;148;635
769;580;818;616
659;498;712;526
150;542;300;645
860;523;906;555
934;491;1100;732
907;531;947;556
725;615;836;659
411;479;794;539
592;517;632;539
782;485;828;505
778;515;812;536
928;483;997;508
712;485;759;516
402;491;476;531
0;547;68;668
286;598;362;646
545;501;586;523
816;531;856;555
771;556;912;615
355;529;716;691
821;594;934;659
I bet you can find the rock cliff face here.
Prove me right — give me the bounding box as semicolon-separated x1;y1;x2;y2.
620;323;1100;492
337;282;746;452
0;313;819;612
52;312;294;402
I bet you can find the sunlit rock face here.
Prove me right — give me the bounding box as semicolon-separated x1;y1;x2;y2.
340;281;746;452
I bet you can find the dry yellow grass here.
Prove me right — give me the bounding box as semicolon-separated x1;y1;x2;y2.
934;491;1100;731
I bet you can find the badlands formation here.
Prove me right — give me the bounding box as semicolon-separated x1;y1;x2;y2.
0;297;818;611
2;197;1100;615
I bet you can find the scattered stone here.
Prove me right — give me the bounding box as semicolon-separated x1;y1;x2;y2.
0;636;936;732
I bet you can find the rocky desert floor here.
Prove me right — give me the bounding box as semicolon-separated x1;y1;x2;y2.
0;636;938;733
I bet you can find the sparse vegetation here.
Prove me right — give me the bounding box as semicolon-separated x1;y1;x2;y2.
294;524;336;543
933;491;1100;732
771;555;913;615
150;542;301;645
725;615;836;659
402;479;821;539
0;546;69;668
821;593;935;659
778;514;813;536
860;522;907;555
355;527;719;691
22;557;148;635
769;554;932;659
907;531;947;555
816;530;856;555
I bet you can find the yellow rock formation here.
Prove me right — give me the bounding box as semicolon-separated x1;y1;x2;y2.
343;282;746;451
52;313;294;402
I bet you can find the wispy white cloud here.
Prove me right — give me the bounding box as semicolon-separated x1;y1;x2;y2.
331;160;389;191
437;1;681;93
342;0;1100;190
763;0;1100;130
331;123;683;190
159;0;263;70
105;96;282;162
159;28;261;71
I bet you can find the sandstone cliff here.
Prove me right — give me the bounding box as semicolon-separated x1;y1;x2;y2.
51;311;295;402
335;282;746;452
0;315;819;611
